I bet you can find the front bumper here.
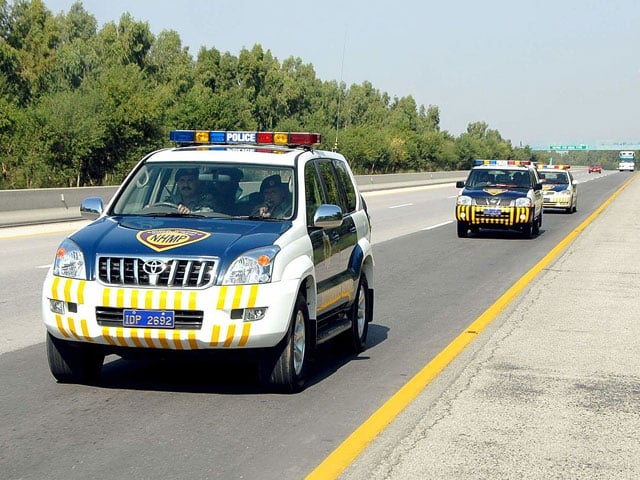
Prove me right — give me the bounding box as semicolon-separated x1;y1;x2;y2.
456;205;532;226
42;273;299;351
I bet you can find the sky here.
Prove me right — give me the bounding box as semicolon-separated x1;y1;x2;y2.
41;0;640;148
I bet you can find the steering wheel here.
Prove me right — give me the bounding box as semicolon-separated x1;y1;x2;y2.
150;201;180;210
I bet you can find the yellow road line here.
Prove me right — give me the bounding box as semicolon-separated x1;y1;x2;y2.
306;173;637;480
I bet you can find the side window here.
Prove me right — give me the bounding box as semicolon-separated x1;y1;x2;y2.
318;160;343;210
304;161;324;225
333;160;357;213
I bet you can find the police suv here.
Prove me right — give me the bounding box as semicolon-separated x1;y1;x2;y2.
455;159;543;238
537;164;577;213
42;130;375;393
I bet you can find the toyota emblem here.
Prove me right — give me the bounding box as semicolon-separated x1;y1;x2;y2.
143;259;167;275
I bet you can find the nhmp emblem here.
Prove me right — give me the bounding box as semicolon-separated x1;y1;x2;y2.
137;228;210;252
484;188;508;196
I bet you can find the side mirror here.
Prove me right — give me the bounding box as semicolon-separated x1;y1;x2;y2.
533;182;543;191
313;204;343;229
80;197;104;220
455;180;466;188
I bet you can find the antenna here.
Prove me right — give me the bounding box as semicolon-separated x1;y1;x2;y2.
334;28;347;152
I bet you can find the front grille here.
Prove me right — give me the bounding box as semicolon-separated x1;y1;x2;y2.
474;197;513;206
98;256;216;288
96;307;204;330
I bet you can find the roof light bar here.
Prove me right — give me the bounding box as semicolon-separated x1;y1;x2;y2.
537;164;570;170
473;159;532;166
169;130;322;147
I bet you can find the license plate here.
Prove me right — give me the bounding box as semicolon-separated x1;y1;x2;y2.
123;309;175;328
484;208;501;216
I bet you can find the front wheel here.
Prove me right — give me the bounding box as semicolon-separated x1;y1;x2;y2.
457;221;469;238
343;276;371;353
533;211;541;235
46;333;104;384
258;294;310;393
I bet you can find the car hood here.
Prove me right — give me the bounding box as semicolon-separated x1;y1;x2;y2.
69;216;292;278
542;184;569;192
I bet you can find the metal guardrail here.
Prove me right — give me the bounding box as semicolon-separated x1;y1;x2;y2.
0;171;467;227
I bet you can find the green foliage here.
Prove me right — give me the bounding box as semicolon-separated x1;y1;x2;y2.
0;0;535;189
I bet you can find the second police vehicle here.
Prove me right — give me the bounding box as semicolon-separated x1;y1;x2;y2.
537;164;577;213
455;160;544;238
42;130;375;393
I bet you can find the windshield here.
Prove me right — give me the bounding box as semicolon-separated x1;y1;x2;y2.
467;168;532;188
111;162;295;219
538;171;569;185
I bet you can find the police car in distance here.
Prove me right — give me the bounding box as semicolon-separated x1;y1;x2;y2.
42;130;375;393
537;164;577;213
455;159;544;238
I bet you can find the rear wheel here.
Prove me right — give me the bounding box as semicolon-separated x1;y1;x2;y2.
46;332;104;384
258;294;309;393
457;221;469;238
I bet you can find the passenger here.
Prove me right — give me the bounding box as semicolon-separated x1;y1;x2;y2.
254;174;292;219
211;168;243;214
513;172;529;187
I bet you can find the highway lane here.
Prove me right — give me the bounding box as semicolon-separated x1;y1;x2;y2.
0;170;627;480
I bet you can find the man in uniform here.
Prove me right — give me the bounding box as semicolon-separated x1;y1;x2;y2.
255;174;292;219
166;168;212;214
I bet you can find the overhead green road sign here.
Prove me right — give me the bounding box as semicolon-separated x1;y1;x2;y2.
549;145;588;150
531;142;640;151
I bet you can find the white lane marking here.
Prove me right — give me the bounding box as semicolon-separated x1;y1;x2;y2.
362;183;458;197
421;221;453;231
389;203;414;209
37;265;50;269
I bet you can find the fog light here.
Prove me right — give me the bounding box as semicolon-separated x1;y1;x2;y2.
519;213;527;221
244;307;267;321
49;299;66;315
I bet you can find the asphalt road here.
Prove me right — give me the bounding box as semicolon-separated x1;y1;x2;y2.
0;169;626;480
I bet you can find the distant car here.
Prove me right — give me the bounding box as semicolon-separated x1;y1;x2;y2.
588;165;602;173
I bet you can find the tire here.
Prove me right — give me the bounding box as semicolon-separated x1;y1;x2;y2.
533;209;542;234
46;332;104;384
522;221;533;239
258;294;309;393
343;276;371;353
457;221;468;238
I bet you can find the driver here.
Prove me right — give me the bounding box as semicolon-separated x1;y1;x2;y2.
165;168;212;214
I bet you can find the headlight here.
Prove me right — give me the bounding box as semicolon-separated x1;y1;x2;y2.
514;197;532;207
457;195;472;206
53;239;87;279
222;246;280;285
559;189;571;195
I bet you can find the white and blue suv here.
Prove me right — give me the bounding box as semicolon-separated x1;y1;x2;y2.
42;130;375;392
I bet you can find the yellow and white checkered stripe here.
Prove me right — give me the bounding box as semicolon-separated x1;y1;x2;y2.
48;277;262;350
